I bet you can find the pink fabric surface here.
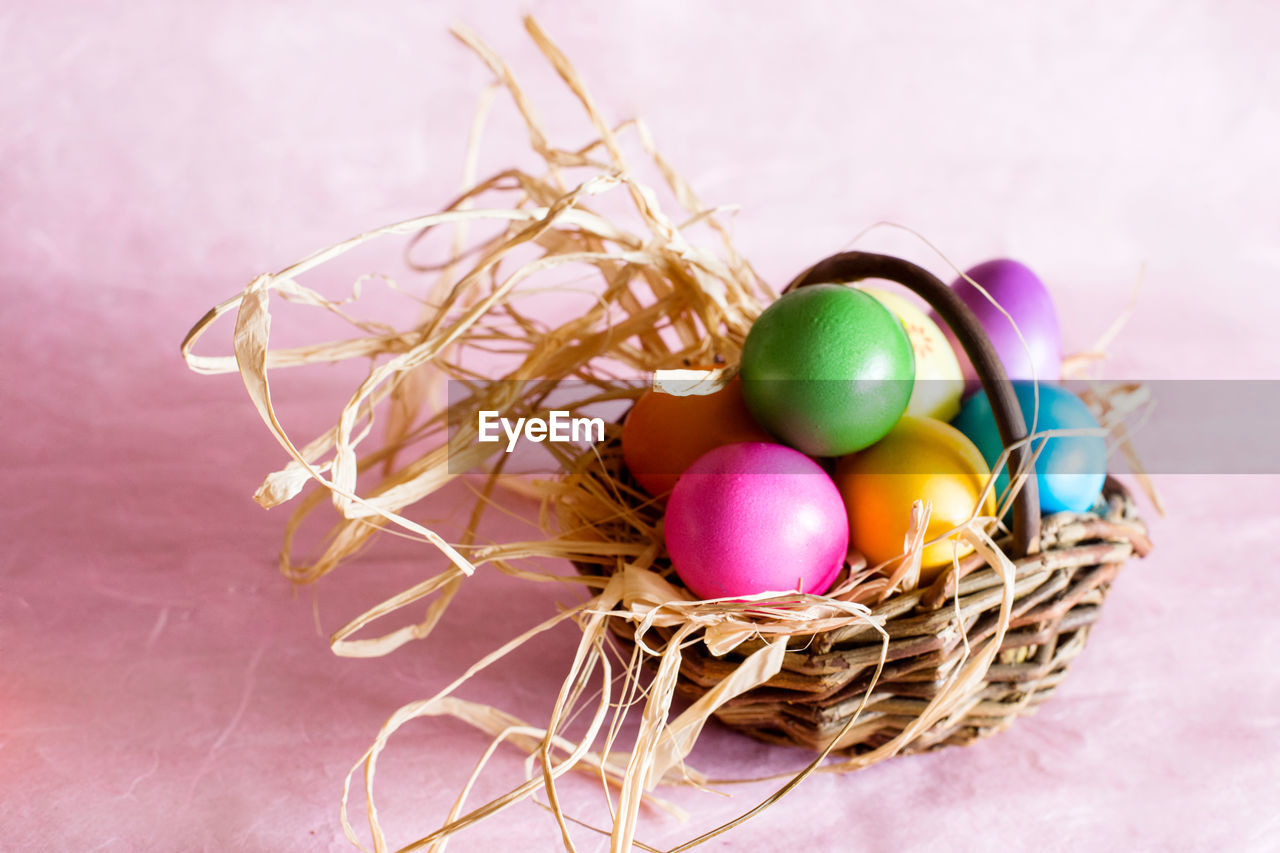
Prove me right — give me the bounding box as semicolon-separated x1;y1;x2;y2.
4;2;1279;850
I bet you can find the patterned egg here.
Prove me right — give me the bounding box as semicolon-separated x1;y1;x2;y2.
834;416;996;574
934;259;1062;394
859;286;964;422
621;378;773;499
664;442;849;599
951;382;1106;513
740;284;915;457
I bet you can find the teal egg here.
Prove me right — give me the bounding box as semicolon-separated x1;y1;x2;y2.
951;382;1106;513
740;284;915;457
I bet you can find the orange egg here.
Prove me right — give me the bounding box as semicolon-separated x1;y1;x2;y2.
621;378;774;499
833;416;995;575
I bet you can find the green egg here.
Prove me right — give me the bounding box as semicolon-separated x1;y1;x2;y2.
740;284;915;456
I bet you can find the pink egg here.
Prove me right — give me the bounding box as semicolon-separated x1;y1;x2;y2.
664;443;849;599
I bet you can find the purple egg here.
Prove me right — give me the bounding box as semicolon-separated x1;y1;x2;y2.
932;259;1062;394
664;443;848;600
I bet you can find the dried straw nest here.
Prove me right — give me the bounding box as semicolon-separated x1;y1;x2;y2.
182;17;1154;852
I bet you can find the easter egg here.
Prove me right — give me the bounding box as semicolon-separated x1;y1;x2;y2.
664;442;849;599
621;378;773;499
951;383;1106;513
834;416;995;574
740;284;915;457
934;259;1062;393
859;286;964;422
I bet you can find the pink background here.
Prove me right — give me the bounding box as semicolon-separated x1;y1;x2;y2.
4;2;1279;850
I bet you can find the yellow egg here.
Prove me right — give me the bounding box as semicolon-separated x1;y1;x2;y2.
834;416;996;575
859;286;964;422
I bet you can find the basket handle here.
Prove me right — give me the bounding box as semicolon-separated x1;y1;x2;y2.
783;251;1041;557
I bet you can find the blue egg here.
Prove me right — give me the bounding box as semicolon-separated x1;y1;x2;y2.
951;383;1107;513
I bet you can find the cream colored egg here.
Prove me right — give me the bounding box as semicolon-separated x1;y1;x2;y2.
859;286;965;422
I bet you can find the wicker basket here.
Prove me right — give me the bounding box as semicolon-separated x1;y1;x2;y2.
572;250;1152;757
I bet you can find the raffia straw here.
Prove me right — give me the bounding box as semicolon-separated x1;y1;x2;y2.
183;16;1147;852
